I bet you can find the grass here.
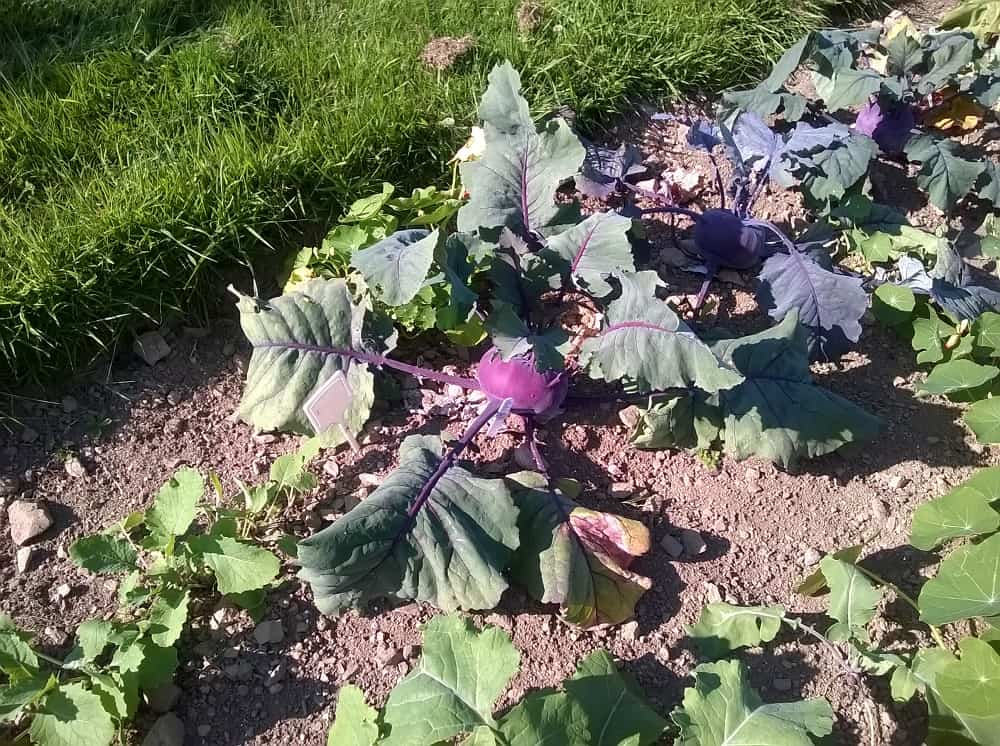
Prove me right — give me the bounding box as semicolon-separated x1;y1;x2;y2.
0;0;835;385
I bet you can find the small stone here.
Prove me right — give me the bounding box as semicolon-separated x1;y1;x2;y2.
0;476;20;497
744;467;760;483
660;534;684;558
620;621;639;641
871;499;889;522
134;331;172;366
20;427;39;444
610;482;633;500
801;547;822;567
253;433;277;445
64;456;87;479
142;713;185;746
703;581;723;603
618;405;641;429
15;546;36;574
467;389;487;403
197;724;212;738
7;500;53;546
512;444;535;470
888;474;910;490
253;619;285;645
322;460;340;478
146;683;182;714
402;644;419;660
358;473;381;489
61;396;79;413
377;647;405;667
445;384;464;398
893;376;907;388
680;528;706;556
772;677;793;692
53;583;72;599
44;626;69;646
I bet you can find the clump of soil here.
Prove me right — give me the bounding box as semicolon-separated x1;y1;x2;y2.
420;36;476;71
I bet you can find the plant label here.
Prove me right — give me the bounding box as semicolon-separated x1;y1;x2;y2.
304;371;360;452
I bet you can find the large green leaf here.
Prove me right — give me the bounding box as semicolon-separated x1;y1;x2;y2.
147;588;190;648
76;620;113;663
816;68;881;111
496;691;590;746
380;615;520;746
937;638;1000;718
797;131;876;202
919;532;1000;624
542;212;635;297
0;615;39;676
327;685;380;746
236;278;382;441
187;536;280;596
0;674;52;723
913;646;1000;745
919;359;1000;395
686;603;787;658
458;63;584;237
581;272;743;394
298;435;520;614
672;660;834;746
145;468;203;542
820;556;881;640
965;397;1000;443
905;134;985;211
69;534;139;575
911;469;1000;550
872;284;917;326
28;683;115;746
703;313;880;467
506;472;652;628
351;229;439;306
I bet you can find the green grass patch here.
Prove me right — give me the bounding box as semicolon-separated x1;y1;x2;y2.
1;0;833;384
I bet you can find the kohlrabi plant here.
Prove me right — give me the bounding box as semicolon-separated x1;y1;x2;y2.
233;62;880;626
686;464;1000;745
721;19;999;213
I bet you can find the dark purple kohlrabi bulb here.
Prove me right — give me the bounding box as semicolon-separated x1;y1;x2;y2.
855;98;914;154
476;347;568;416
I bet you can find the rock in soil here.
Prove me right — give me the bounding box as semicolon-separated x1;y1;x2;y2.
0;476;20;497
133;331;172;366
801;547;822;567
146;683;182;714
253;619;285;645
7;499;53;546
64;456;87;479
888;474;910;489
15;546;36;574
142;713;184;746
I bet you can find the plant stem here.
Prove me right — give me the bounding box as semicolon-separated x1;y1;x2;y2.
852;564;950;651
255;342;479;389
524;418;549;475
706;152;726;210
404;399;501;521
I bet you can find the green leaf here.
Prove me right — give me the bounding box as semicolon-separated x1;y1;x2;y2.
911;470;1000;550
581;272;743;394
798;131;877;202
327;685;380;746
796;545;864;596
298;435;520;614
941;0;1000;38
147;588;190;648
704;312;881;467
496;691;589;746
849;224;940;266
762;35;810;92
29;683;115;746
905;134;985;212
76;620;113;662
506;472;652;628
91;671;138;721
187;536;280;596
919;532;1000;624
890;665;920;702
352;229;439;306
872;284;917;326
145;468;204;541
913;646;1000;745
458;63;584;237
686;603;787;658
542;211;635;297
672;660;834;746
0;615;39;676
380;615;520;746
974;312;1000;357
560;650;668;745
819;68;881;111
236;278;383;441
486;305;569;371
919;359;1000;395
965;397;1000;443
0;675;52;722
886;30;924;76
820;556;881;638
270;448;319;492
937;638;1000;718
69;534;138;575
342;183;394;223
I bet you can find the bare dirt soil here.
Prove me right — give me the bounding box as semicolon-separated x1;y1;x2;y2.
2;7;991;745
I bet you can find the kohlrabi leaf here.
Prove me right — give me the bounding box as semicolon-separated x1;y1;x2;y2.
581;272;743;393
351;229;439;306
0;674;51;723
820;556;881;640
686;603;788;658
919;532;1000;624
145;468;204;543
672;660;834;746
912;646;1000;746
380;615;519;746
327;686;380;746
898;254;1000;320
919;31;979;93
757;248;867;361
69;534;139;574
236;278;383;441
976;160;1000;208
486;304;568;371
29;683;115;746
703;312;881;467
910;468;1000;550
796;545;865;596
542;211;635;297
791;129;877;202
187;536;280;595
904;134;985;211
761;35;811;92
506;471;652;628
817;68;881;111
298;435;519;614
576;142;645;199
458;63;584;238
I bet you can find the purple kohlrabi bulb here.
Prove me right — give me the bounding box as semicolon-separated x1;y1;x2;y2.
855;98;914;154
476;347;568;417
